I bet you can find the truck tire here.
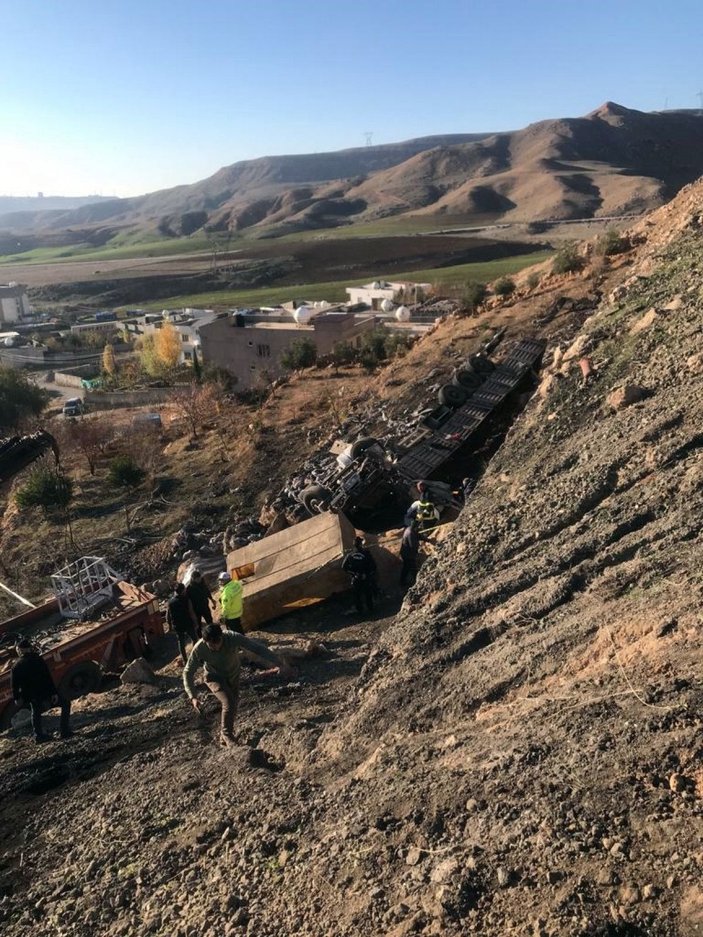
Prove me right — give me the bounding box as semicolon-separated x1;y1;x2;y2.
438;384;468;408
452;368;482;390
468;354;495;376
57;661;102;700
299;484;332;515
349;436;382;459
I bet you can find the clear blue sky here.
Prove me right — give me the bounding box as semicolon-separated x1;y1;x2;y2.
2;0;702;197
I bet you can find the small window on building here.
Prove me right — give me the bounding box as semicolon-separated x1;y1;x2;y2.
248;340;254;347
184;351;193;361
181;334;188;342
256;343;271;358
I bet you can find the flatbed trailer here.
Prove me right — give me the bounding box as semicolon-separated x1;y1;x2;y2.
0;560;164;730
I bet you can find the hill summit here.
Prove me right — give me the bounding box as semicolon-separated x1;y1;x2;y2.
4;103;703;242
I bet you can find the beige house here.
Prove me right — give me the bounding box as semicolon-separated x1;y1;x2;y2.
0;284;30;324
345;280;431;309
199;307;376;388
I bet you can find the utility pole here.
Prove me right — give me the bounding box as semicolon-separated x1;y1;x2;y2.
364;131;374;147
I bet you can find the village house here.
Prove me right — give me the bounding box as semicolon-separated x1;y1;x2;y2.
199;303;376;388
0;284;31;325
345;279;431;310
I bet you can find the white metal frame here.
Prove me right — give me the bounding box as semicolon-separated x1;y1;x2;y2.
51;556;122;620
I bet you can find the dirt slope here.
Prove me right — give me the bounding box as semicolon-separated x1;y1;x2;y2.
1;181;703;936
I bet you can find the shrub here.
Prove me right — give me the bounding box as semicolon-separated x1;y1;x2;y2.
595;228;627;257
493;276;516;297
0;366;49;430
108;455;146;491
526;272;541;290
16;467;73;516
281;338;317;370
463;281;487;311
552;243;583;275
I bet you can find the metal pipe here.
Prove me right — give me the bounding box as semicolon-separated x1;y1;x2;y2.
0;579;36;609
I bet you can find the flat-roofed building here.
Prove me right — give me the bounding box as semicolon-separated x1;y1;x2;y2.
199;305;376;388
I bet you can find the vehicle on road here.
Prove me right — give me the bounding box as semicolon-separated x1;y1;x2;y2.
62;397;84;418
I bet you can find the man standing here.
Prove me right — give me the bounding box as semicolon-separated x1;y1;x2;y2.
167;583;198;665
404;481;440;530
185;568;216;637
183;623;292;745
341;536;377;615
399;520;428;588
218;571;244;633
11;639;73;743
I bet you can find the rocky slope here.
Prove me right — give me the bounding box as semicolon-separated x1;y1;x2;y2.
1;180;703;936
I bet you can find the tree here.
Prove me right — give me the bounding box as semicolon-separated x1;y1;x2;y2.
102;343;117;378
108;455;146;531
154;322;182;373
60;415;112;475
494;276;516;297
138;333;162;378
0;365;49;430
192;346;202;384
15;466;73;517
331;341;357;369
280;338;317;370
462;281;487;313
170;383;219;439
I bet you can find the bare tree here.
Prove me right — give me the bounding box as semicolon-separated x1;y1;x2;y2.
170;384;220;439
59;415;113;475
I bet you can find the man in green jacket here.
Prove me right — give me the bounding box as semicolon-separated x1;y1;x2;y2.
218;571;244;633
183;622;292;745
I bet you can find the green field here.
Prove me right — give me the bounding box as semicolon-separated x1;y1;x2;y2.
139;250;552;310
0;234;220;265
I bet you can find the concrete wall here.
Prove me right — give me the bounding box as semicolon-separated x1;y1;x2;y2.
84;386;190;410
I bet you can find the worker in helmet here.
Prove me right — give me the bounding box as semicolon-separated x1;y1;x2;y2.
218;571;244;634
404;481;440;530
184;622;293;746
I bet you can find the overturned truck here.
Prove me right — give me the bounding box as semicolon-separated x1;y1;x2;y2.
297;330;547;528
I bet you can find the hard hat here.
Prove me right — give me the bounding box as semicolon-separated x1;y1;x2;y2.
218;572;232;584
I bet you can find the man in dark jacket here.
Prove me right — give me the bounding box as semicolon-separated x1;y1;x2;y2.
399;520;428;588
11;639;72;743
167;583;198;664
341;536;377;614
185;569;216;637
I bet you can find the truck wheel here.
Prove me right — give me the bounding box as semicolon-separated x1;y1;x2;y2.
58;661;102;700
349;437;382;459
452;368;482;390
299;484;332;515
468;354;495;376
438;384;468;408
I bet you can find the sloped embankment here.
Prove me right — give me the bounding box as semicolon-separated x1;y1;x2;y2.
302;187;703;935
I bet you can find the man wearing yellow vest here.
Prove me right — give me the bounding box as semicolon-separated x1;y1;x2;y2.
218;571;244;634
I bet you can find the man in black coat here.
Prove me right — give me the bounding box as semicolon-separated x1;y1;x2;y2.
185;568;216;637
341;536;377;614
11;639;72;743
167;583;198;664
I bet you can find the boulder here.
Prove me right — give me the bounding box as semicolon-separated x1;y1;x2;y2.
120;658;157;686
606;384;646;411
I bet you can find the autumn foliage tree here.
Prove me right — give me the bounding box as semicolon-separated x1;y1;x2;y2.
154;322;182;372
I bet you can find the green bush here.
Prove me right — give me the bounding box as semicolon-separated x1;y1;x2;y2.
526;272;541;290
16;467;73;516
0;365;49;430
552;243;583;275
595;228;627;257
281;338;318;370
108;455;146;491
463;280;487;311
493;276;516;297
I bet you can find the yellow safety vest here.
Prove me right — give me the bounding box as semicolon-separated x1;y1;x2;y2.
220;579;243;619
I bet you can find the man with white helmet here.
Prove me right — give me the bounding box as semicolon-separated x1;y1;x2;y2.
218;571;244;634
